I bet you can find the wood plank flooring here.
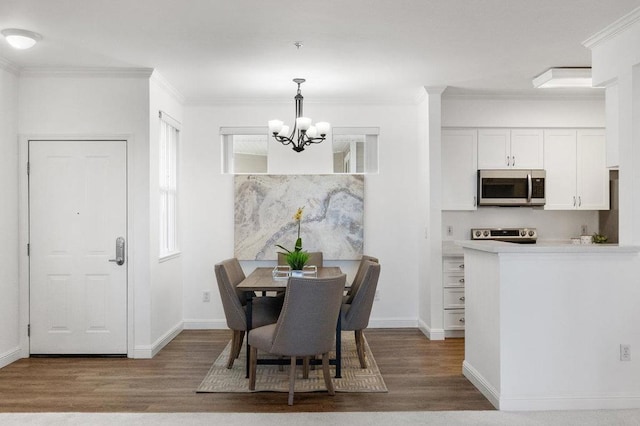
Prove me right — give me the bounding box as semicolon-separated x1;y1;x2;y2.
0;329;494;412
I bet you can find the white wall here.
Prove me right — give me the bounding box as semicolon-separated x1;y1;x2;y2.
0;65;20;368
441;95;606;240
180;102;421;328
148;73;185;350
18;72;154;357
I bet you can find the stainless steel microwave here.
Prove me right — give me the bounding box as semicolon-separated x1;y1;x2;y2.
477;169;546;206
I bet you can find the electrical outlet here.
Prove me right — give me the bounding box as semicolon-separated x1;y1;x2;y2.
447;225;453;237
620;344;631;361
581;224;588;235
202;291;211;303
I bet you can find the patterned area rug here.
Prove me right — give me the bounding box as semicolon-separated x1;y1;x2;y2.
197;333;387;393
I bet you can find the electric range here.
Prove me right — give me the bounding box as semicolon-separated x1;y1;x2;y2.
470;227;537;244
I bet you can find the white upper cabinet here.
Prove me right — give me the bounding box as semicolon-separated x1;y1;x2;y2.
544;129;609;210
442;129;478;210
478;129;543;169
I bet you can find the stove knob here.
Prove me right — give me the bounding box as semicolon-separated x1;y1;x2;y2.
483;230;489;237
474;230;481;237
529;230;535;237
520;230;526;236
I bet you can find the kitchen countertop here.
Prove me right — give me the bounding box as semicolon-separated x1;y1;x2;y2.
456;239;640;254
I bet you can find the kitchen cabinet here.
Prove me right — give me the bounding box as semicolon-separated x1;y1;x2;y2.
605;83;619;168
544;129;609;210
443;256;465;336
477;128;544;169
442;129;477;210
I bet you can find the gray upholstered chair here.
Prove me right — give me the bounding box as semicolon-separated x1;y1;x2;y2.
345;255;379;304
277;251;323;268
341;260;381;368
248;274;347;405
214;258;283;368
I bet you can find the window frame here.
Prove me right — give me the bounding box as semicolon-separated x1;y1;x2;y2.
159;111;181;260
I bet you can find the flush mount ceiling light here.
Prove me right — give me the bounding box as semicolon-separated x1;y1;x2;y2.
1;28;42;49
268;78;330;152
532;68;593;88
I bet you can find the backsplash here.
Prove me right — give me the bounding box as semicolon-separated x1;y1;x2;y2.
442;208;599;241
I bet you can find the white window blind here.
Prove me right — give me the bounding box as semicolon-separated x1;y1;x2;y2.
159;111;180;259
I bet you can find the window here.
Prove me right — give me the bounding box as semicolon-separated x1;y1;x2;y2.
332;127;379;174
221;127;268;174
159;111;180;258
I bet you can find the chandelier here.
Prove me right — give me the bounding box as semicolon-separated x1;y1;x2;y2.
268;78;330;152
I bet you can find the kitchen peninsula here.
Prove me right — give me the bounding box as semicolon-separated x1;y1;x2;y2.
458;240;640;411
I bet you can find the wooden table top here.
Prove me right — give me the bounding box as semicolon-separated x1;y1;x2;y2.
237;266;343;292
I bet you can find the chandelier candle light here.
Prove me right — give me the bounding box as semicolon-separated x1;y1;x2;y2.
268;78;330;152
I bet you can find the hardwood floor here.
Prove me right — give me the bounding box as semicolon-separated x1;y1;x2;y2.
0;329;494;412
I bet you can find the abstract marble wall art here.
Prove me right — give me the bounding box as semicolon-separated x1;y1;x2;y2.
234;175;364;260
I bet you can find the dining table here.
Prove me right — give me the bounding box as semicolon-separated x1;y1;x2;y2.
236;266;345;379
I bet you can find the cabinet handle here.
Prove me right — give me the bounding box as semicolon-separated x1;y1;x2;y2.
578;196;582;207
506;156;510;166
573;196;576;207
459;317;466;324
458;264;464;269
458;278;465;283
512;156;515;167
459;296;466;302
473;195;477;207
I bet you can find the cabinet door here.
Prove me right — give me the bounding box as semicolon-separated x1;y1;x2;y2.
577;129;609;210
510;129;544;169
544;129;577;210
477;129;510;169
442;130;478;210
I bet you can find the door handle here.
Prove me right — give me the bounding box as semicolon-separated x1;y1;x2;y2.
109;236;125;266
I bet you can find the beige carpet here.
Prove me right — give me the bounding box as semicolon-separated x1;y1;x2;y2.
197;333;387;393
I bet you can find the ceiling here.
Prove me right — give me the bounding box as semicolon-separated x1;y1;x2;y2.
1;0;640;103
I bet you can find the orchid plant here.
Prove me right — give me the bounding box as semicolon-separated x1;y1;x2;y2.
276;206;309;270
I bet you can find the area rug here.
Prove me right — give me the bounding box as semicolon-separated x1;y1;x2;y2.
197;333;387;393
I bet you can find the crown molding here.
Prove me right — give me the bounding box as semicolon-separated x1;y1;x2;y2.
184;95;420;107
19;66;154;78
0;57;20;75
150;71;185;104
583;6;640;49
442;89;604;101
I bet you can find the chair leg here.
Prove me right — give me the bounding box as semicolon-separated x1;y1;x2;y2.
322;352;335;396
355;329;367;368
249;346;258;390
227;330;240;369
288;356;297;406
235;331;245;359
302;356;309;379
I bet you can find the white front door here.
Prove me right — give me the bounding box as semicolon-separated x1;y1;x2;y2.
29;140;127;354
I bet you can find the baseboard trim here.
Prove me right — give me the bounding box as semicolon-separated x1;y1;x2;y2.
132;321;183;359
0;346;22;369
462;360;500;409
367;318;418;328
182;319;228;330
418;319;445;340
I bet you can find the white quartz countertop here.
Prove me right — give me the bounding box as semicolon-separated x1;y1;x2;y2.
456;239;640;254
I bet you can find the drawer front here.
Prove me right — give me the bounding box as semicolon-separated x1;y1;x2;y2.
443;258;465;273
444;309;466;330
444;288;465;308
443;274;465;287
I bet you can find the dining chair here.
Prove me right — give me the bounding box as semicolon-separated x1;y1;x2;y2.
277;251;323;267
341;260;381;368
344;255;379;304
248;274;347;406
214;258;283;368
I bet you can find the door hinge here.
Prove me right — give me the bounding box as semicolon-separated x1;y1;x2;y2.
27;161;30;175
27;324;30;337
